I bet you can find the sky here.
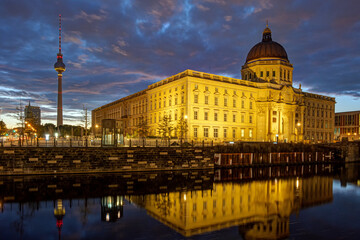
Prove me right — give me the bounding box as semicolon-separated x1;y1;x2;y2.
0;0;359;128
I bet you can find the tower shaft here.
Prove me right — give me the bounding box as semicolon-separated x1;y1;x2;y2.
57;72;63;126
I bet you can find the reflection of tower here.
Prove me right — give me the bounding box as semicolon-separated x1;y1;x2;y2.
101;196;124;222
54;199;66;240
54;14;66;127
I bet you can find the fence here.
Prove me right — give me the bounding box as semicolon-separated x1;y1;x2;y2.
0;137;218;148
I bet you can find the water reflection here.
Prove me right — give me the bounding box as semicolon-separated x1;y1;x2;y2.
129;176;332;238
0;164;359;239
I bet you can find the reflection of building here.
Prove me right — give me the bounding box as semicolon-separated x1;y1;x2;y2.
129;176;333;238
24;101;41;126
335;111;360;141
92;25;335;143
101;196;124;222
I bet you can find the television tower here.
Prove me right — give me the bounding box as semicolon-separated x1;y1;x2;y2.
54;14;65;127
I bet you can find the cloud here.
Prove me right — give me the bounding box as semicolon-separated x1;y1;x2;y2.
74;10;107;23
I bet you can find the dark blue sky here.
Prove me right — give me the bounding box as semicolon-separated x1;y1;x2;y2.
0;0;359;127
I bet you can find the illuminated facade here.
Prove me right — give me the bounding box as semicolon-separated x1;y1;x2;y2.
129;176;333;238
92;25;335;143
335;111;360;141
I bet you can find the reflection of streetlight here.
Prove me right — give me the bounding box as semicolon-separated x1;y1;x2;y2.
183;193;187;201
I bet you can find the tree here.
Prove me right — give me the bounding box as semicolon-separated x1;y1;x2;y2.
137;116;149;139
157;114;173;142
0;120;7;136
176;117;188;142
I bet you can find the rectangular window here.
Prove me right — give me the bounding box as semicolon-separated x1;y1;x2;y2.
215;88;218;92
232;129;236;138
194;95;198;103
233;99;236;107
214;97;218;105
175;113;178;120
241;129;245;137
194;128;198;138
233;114;236;122
181;85;184;90
204;128;209;137
175;97;178;105
260;71;263;77
249;115;253;124
273;117;276;123
224;98;228;107
204;112;208;120
181;95;184;104
205;96;209;104
266;71;269;77
214;129;218;138
195;84;198;89
224;129;227;138
249;129;253;138
273;111;277;115
241;114;244;123
273;71;275;77
169;99;171;106
163;99;166;107
224;113;227;122
250;101;253;109
205;86;208;91
242;100;245;108
159;101;161;108
194;111;198;120
214;112;218;121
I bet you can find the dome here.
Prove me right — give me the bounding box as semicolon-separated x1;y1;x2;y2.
246;26;289;63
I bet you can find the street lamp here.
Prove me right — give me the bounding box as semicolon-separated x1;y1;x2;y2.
296;122;301;143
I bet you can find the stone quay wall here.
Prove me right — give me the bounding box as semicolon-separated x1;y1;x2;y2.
0;147;214;175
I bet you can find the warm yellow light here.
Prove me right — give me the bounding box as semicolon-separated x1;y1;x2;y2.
354;133;357;136
297;122;301;127
184;115;188;119
183;194;187;201
296;178;299;189
95;124;99;128
28;124;31;127
347;133;351;135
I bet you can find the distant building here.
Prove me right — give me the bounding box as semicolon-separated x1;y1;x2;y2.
335;111;360;141
92;25;335;143
24;101;41;126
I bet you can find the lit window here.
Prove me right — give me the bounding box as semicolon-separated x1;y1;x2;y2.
214;129;218;138
249;129;253;138
194;95;198;103
241;129;245;137
194;128;198;138
204;128;209;137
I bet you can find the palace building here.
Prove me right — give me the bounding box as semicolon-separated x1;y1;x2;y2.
92;25;335;143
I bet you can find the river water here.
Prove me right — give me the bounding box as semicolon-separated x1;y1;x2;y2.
0;163;359;240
